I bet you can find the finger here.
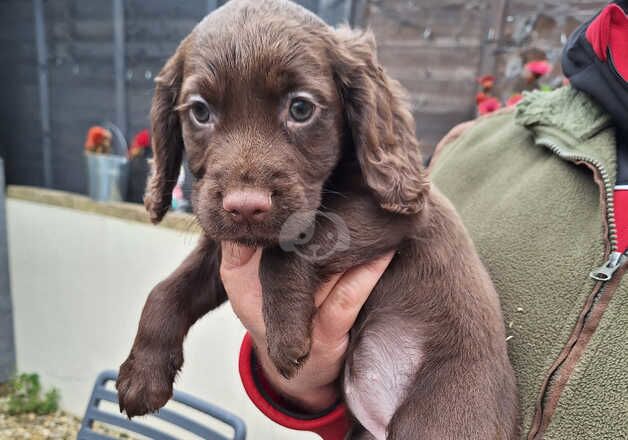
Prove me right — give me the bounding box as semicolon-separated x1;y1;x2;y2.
220;242;262;301
315;252;395;341
220;243;265;338
314;273;344;307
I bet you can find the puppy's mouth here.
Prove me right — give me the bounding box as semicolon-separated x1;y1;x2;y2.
207;216;307;248
222;221;285;247
196;203;313;247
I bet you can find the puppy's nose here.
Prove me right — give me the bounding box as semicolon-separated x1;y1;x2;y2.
222;190;272;223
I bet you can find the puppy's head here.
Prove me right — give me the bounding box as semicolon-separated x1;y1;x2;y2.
146;0;428;245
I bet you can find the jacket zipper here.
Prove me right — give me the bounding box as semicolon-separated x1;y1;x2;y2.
590;251;628;282
587;251;628;314
540;137;628;284
528;139;628;439
539;138;618;253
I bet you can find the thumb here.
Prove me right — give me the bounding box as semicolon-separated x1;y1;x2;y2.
220;241;257;270
220;241;264;338
315;251;394;342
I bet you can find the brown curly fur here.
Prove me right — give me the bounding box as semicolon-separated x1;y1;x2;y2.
118;1;519;438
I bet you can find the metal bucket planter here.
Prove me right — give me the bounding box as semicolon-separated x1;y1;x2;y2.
85;152;129;202
84;122;129;202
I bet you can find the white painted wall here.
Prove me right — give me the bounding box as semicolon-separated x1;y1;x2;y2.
7;198;317;440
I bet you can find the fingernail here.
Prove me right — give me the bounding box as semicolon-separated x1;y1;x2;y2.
221;241;257;269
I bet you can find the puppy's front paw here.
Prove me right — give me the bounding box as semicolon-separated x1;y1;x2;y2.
267;334;311;379
116;349;182;417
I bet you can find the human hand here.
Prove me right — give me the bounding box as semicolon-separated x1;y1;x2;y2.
220;242;393;412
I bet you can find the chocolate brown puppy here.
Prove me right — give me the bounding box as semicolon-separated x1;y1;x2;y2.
117;1;519;438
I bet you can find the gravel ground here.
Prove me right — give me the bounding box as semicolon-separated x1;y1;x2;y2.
0;410;81;439
0;396;138;440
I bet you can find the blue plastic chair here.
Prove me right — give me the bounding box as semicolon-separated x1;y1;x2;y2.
78;370;246;440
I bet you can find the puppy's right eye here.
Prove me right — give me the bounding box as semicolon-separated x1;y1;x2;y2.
188;96;212;126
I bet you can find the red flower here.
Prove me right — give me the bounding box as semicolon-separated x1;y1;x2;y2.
477;97;502;115
525;60;552;78
131;129;151;149
477;75;496;90
84;126;111;151
129;129;152;158
506;94;523;107
476;92;489;104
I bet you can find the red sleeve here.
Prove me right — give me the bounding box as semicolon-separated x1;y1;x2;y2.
238;333;350;440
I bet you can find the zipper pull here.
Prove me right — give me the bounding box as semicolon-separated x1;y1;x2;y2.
590;251;628;281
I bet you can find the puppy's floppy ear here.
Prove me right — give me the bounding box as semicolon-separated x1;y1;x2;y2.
331;28;429;214
145;45;185;224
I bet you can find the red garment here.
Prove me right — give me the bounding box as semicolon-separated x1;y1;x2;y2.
239;333;350;439
614;189;628;252
589;3;628;251
586;3;628;80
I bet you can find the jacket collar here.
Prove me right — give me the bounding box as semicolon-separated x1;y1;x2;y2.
562;3;628;130
515;86;616;183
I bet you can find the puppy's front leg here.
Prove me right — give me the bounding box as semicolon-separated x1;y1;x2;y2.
117;236;225;417
259;247;319;379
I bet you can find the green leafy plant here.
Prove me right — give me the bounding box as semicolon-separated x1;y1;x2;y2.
5;373;59;415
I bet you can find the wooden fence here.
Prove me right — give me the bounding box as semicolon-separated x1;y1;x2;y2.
365;0;607;155
0;0;608;193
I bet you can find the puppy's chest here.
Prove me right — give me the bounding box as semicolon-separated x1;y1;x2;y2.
343;310;425;440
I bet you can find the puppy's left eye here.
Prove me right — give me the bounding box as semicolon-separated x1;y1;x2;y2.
289;98;315;123
191;101;210;123
188;95;213;126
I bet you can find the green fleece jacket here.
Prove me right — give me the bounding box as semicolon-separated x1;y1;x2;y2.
430;86;627;440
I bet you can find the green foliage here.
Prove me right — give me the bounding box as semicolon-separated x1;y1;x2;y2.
5;373;59;415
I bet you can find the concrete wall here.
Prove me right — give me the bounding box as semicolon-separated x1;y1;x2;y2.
7;198;317;439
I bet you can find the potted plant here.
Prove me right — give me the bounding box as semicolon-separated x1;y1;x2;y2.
84;124;129;202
